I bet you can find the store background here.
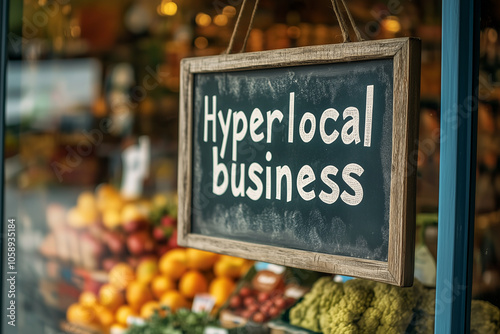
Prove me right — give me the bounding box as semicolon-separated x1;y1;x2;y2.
1;0;500;332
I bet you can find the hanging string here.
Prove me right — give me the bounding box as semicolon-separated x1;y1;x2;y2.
339;0;364;41
330;0;351;42
226;0;363;54
226;0;250;54
240;0;260;53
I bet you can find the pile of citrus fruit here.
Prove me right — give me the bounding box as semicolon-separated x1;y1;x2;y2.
66;248;253;333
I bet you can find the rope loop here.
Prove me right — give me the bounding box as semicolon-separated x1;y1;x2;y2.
226;0;364;54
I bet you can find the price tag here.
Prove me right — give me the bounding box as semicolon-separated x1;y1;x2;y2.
204;327;229;334
121;136;150;199
127;316;145;326
192;294;215;313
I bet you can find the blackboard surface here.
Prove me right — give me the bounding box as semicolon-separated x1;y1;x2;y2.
191;59;394;262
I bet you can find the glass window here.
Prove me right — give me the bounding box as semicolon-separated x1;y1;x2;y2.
3;0;496;333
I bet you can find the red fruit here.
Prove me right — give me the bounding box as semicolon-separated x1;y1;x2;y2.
229;295;242;309
260;305;271;315
153;227;166;241
247;304;259;313
239;287;252;298
104;231;125;255
126;231;151;255
263;300;273;308
161;216;177;227
244;297;255;307
268;306;280;318
252;312;265;323
274;297;286;309
123;220;147;234
257;292;270;303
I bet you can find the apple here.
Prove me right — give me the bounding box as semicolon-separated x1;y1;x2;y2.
126;232;146;255
153;227;167;241
161;216;177;228
123;220;147;234
103;231;125;255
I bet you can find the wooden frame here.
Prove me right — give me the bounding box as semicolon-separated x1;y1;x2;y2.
178;37;420;286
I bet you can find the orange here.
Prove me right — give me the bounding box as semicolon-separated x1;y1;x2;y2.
163;248;187;263
209;276;236;306
115;305;137;326
66;303;96;325
186;249;219;270
219;255;246;265
99;284;124;312
179;270;208;298
240;261;254;277
151;275;176;299
126;281;153;311
110;323;128;331
109;263;136;291
136;259;158;284
159;256;187;280
140;301;163;319
79;291;98;307
159;290;188;312
94;305;114;327
214;260;242;278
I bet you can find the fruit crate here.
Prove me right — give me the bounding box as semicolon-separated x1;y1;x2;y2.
217;263;325;331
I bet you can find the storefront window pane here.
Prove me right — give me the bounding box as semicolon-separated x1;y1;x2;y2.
0;0;461;333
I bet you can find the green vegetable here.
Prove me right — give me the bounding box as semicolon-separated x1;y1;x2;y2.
126;308;217;334
470;300;500;334
322;279;375;334
289;277;343;332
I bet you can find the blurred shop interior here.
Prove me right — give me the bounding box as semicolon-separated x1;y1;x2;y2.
4;0;500;333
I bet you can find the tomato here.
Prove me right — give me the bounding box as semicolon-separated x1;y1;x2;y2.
252;312;265;323
257;292;271;303
268;306;281;318
229;295;242;309
239;287;252;297
244;296;256;307
247;304;259;313
274;297;286;309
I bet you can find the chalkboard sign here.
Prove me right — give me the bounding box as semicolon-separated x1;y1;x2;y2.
178;38;420;286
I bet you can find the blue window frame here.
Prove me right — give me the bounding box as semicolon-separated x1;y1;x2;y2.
435;0;480;332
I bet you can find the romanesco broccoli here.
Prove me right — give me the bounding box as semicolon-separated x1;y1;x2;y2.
470;300;500;334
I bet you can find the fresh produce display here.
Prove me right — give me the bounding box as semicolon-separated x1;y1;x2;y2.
219;266;314;329
289;277;500;334
66;248;252;333
126;308;217;334
470;300;500;334
290;277;428;333
40;185;180;272
53;186;500;334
